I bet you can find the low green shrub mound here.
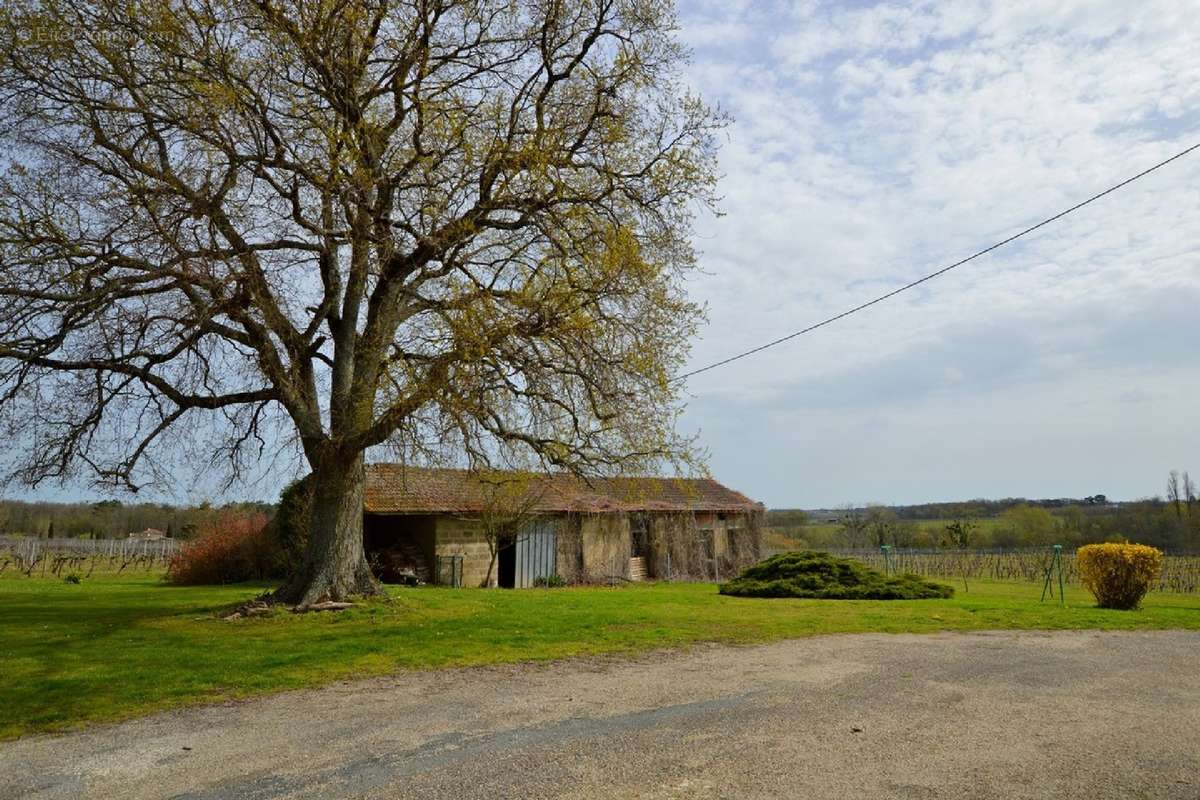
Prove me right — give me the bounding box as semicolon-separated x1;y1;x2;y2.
719;550;954;600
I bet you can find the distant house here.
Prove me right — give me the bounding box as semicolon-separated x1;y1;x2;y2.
127;528;167;541
363;465;764;588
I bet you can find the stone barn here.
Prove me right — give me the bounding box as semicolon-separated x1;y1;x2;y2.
362;465;764;588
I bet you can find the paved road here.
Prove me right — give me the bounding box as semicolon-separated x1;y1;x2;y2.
3;631;1198;799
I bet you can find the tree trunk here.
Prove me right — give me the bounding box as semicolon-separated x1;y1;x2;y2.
273;451;381;606
482;541;498;589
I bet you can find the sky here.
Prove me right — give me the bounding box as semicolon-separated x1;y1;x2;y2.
11;0;1200;510
672;0;1200;508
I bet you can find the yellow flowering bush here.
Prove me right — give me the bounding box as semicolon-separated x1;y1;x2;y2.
1076;543;1163;610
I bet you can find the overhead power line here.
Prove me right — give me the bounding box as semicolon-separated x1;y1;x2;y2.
675;141;1200;382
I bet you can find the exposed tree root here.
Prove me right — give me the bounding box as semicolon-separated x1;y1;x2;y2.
221;595;360;619
293;600;356;613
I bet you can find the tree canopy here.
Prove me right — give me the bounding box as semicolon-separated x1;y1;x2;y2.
0;0;722;602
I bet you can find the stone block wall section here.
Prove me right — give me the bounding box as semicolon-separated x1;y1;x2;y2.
646;511;762;581
579;513;632;582
433;516;495;588
431;513;631;586
428;508;764;587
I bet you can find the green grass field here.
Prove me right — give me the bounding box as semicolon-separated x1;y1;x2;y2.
2;574;1198;740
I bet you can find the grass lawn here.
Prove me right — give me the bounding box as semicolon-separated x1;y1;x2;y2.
2;574;1198;740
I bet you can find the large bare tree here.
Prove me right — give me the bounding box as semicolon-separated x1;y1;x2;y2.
0;0;721;604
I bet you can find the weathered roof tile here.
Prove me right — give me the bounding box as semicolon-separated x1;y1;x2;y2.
363;464;762;514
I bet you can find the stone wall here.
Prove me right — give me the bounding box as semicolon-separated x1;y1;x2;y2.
430;507;761;588
555;516;584;583
434;514;581;587
433;515;494;588
646;513;698;579
725;510;763;569
579;513;631;581
645;510;762;580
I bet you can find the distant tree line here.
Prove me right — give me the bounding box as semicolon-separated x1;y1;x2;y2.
0;498;273;540
805;495;1112;523
770;470;1200;553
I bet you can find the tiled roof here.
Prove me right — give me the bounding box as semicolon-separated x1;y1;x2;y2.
363;464;762;514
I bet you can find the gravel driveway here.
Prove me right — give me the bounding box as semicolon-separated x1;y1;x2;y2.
2;630;1197;799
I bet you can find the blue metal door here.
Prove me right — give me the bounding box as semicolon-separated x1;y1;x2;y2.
514;520;557;588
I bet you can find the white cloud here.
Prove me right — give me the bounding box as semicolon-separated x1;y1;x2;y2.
676;0;1200;505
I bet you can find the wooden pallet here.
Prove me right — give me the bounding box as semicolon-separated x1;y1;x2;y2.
628;556;647;582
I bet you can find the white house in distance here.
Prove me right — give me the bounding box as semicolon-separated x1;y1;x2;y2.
127;528;167;541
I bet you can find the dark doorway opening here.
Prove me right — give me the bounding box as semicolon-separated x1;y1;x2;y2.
496;522;558;588
363;514;435;584
497;540;516;589
631;515;649;558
